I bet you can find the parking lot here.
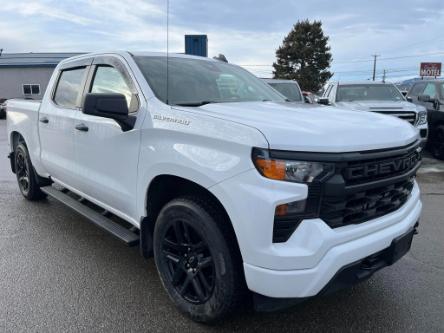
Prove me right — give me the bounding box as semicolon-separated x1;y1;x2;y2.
0;119;443;332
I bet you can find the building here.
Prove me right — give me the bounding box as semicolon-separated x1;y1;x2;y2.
185;35;208;57
0;53;82;100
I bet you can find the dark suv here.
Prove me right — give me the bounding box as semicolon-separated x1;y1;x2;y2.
407;80;444;159
0;99;7;119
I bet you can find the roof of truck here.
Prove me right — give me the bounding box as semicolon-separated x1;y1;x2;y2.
63;51;221;63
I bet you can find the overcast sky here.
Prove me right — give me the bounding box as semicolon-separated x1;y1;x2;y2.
0;0;443;82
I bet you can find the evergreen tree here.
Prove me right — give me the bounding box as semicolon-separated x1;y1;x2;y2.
273;20;332;92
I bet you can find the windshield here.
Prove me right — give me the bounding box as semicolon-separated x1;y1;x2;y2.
133;56;286;106
268;82;303;102
337;84;405;102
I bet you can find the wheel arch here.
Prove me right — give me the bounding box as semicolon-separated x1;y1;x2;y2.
9;131;25;173
140;174;242;261
10;130;25;148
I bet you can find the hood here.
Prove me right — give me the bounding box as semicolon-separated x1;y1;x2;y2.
174;101;418;152
336;100;418;113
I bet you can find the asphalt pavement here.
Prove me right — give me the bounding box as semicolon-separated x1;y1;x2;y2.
0;119;443;332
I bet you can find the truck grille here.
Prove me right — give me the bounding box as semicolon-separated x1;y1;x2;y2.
320;178;414;228
371;110;417;125
267;141;421;242
319;143;421;228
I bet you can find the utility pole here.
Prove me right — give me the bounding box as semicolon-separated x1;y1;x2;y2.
372;54;379;81
382;69;386;83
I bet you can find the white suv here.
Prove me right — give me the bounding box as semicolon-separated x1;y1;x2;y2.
321;81;428;146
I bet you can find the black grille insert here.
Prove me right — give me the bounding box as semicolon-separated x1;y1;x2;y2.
320;178;414;228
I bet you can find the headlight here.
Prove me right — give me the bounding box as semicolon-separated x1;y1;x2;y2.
252;148;333;183
417;111;427;125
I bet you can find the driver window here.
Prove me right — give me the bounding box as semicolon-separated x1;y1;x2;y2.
90;65;138;112
423;83;437;99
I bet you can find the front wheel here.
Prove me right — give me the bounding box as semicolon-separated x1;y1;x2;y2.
14;143;46;200
153;196;245;323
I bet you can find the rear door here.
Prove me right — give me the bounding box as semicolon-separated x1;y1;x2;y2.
39;59;91;185
72;55;142;221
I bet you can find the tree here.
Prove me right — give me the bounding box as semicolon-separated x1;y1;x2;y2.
273;20;332;92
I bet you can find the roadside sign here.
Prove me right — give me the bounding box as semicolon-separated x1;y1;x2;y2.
420;62;441;77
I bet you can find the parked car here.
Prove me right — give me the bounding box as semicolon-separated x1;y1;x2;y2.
302;91;316;103
406;80;444;160
0;99;7;119
6;52;422;323
262;79;304;103
320;81;428;146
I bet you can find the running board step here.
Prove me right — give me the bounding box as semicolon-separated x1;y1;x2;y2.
41;186;139;247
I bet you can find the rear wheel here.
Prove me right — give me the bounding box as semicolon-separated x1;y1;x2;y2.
153;196;245;323
14;143;46;200
431;125;444;160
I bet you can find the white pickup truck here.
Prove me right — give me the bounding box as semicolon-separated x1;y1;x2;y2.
6;52;422;323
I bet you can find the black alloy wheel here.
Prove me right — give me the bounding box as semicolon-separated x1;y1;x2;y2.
153;197;245;323
161;219;215;304
15;146;31;196
14;143;46;200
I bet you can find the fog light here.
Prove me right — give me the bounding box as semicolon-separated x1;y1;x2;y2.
275;200;306;217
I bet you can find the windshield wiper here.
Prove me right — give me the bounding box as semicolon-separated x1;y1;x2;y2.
173;101;219;107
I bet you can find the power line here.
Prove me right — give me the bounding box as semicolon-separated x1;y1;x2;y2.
239;51;444;68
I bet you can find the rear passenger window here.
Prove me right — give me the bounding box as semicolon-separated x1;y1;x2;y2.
53;67;86;108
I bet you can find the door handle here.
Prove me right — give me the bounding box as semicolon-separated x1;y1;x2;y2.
75;123;89;132
39;117;49;124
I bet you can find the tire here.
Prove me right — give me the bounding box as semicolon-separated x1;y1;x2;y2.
153;196;246;323
431;125;444;160
14;143;47;200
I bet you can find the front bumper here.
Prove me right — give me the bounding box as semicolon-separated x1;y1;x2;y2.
244;186;420;298
211;169;421;298
253;224;418;311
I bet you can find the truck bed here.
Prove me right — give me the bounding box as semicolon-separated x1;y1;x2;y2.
6;99;41;115
6;99;42;172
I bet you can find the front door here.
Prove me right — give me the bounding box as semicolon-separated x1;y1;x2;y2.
73;57;141;222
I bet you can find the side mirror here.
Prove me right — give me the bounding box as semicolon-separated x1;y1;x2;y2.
83;93;135;131
418;94;432;103
318;97;330;105
406;96;413;102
